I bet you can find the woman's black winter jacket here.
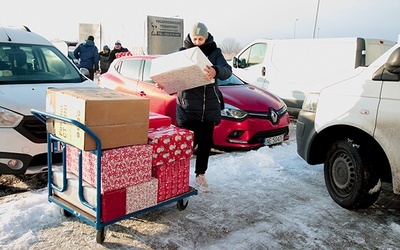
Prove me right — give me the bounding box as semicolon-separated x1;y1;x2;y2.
176;33;232;126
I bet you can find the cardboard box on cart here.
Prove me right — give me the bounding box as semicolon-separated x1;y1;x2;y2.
149;47;214;94
46;87;150;151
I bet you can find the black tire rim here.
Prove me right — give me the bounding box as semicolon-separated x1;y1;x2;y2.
331;151;356;197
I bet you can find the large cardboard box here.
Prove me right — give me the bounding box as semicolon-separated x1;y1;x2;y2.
46;87;149;150
149;47;214;94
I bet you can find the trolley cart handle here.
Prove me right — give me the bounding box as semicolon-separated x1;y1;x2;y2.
31;109;102;215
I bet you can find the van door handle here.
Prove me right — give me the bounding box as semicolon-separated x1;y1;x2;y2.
261;67;266;76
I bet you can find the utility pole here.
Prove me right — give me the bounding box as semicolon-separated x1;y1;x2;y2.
312;0;320;38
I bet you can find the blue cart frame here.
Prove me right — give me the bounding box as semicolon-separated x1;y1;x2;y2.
31;109;198;243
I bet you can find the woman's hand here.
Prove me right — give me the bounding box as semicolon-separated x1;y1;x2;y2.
204;65;216;81
155;82;164;90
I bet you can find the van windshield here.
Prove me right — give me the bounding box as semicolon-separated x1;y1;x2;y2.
0;43;83;84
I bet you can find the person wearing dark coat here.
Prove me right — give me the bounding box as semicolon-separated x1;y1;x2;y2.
108;40;129;64
73;35;99;80
99;45;110;74
176;22;232;192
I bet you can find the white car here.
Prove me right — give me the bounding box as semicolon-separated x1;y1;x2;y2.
0;26;97;175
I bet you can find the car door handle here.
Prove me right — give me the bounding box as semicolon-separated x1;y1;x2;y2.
261;67;266;76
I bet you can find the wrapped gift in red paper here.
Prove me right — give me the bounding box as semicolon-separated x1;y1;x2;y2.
148;125;194;166
126;178;158;214
101;188;126;222
115;51;132;58
52;170;126;223
152;158;190;202
66;144;153;193
149;112;171;129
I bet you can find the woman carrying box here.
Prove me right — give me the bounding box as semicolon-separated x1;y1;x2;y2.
177;22;232;192
156;22;231;192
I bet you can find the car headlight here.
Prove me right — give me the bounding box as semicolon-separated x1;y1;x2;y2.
276;103;287;116
0;108;23;127
221;104;248;119
302;93;319;112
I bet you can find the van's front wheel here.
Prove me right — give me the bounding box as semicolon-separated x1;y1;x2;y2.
324;139;381;209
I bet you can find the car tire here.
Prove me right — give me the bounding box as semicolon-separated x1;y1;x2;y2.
324;138;381;209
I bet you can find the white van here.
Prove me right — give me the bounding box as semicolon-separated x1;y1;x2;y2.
232;37;395;116
0;26;97;175
296;35;400;209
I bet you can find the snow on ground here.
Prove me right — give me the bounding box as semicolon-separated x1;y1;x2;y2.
1;131;400;249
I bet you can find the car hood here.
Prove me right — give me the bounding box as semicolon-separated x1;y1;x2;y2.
0;81;99;115
220;84;285;111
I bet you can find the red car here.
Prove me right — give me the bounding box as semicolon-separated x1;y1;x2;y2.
98;55;290;150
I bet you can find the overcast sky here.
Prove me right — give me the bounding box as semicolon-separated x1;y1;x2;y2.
2;0;399;49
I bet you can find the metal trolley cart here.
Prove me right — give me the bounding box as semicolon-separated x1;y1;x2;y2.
31;109;198;244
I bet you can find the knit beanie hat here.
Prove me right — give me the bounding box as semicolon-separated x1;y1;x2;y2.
190;22;208;39
103;45;109;50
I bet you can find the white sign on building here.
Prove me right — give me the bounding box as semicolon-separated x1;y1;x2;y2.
147;15;184;55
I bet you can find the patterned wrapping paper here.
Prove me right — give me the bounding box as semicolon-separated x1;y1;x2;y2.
148;112;171;129
115;51;132;58
149;47;214;94
152;158;190;202
126;178;158;214
148;125;194;166
66;144;153;193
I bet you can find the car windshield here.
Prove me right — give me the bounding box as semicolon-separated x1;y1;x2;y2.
0;43;82;84
217;74;245;86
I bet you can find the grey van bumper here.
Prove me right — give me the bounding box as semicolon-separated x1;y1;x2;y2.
296;110;317;163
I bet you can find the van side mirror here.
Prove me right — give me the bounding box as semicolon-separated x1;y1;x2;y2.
385;47;400;74
232;57;238;68
372;47;400;81
238;58;247;68
233;57;248;69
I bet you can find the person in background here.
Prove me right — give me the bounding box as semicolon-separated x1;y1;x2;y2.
73;35;99;80
158;22;232;192
108;40;129;64
99;45;110;74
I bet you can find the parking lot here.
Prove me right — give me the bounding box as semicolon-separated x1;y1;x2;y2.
1;121;400;249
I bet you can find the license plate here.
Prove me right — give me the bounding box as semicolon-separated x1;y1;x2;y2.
264;134;284;146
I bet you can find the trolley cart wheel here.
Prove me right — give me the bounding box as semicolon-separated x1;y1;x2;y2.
60;208;72;218
96;227;105;244
177;198;189;211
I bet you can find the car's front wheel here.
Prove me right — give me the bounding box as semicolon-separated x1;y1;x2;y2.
324;138;381;209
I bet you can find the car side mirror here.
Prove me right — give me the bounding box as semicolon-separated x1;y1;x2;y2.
80;68;90;78
372;47;400;81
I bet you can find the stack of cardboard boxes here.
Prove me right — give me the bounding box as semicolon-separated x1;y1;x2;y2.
46;87;194;222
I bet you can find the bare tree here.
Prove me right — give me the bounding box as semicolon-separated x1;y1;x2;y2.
220;37;242;60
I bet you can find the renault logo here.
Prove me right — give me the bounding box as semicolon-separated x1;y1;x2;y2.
270;109;278;124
